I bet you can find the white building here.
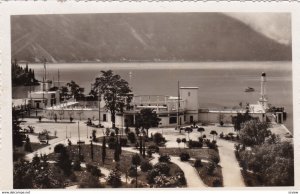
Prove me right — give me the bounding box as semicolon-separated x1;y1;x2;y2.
28;81;60;109
42;72;285;127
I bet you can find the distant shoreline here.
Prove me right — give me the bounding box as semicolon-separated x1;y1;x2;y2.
20;61;292;71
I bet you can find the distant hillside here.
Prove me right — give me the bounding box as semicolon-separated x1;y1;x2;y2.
11;13;292;63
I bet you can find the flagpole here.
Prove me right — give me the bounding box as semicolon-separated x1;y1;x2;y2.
177;81;180;129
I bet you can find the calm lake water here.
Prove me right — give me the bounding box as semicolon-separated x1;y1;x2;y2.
13;62;293;131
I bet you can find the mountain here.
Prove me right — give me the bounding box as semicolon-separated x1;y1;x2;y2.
11;13;292;63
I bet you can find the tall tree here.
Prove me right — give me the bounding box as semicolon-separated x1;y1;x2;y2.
102;136;106;163
131;154;141;188
135;108;161;137
91;70;132;128
197;127;205;137
12;108;25;148
239;120;271;146
67;80;85;100
210;130;218;141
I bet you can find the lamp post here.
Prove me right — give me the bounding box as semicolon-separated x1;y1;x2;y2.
77;121;81;160
98;91;101;127
139;130;146;158
87;125;89;139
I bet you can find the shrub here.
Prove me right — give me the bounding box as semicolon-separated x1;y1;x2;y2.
125;127;130;134
219;132;224;139
92;130;97;142
120;138;128;146
180;152;190;161
141;161;153;172
128;165;137;177
210;155;220;165
54;144;66;153
175;171;187;186
154;162;170;175
147;169;159;184
69;173;77;182
188;140;203;148
206;139;218;150
110;132;115;137
73;159;81;171
108;142;116;149
147;150;153;157
24;137;32;152
198;137;204;143
158;154;171;163
107;169;122;188
108;136;115;143
90;166;101;177
127;132;136;143
153;133;164;145
213;179;222;187
79;173;103;188
194;159;202;167
219;121;224;126
148;144;159;153
206;162;216;175
202;135;206;138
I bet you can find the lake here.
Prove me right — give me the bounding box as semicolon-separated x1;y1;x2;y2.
13;61;293;131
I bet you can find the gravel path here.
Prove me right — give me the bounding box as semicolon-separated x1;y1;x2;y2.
218;139;245;187
170;156;206;188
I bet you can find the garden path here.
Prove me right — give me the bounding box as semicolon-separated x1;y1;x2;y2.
217;139;245;187
170;156;206;188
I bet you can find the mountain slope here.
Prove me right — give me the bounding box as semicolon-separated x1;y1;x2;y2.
11;13;292;63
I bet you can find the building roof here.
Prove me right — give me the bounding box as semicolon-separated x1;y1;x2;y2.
31;91;58;94
180;87;199;89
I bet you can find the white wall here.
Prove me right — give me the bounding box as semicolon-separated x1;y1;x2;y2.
180;88;199;113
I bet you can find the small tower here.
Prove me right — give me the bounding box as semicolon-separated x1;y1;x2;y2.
259;72;268;109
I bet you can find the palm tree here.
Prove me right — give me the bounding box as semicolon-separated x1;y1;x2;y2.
176;138;181;151
210;130;218;141
131;154;141;188
186;127;192;140
197;127;205;137
182;138;187;148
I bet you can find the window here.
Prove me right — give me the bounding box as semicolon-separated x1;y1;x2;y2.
169;117;177;124
188;92;191;96
190;116;193;123
103;114;107;122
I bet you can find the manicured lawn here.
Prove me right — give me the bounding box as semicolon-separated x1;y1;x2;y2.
159;147;219;161
160;147;223;187
13;142;49;161
48;144;187;188
49;144;147;174
30;142;49;151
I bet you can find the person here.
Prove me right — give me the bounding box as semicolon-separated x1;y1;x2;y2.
54;114;57;122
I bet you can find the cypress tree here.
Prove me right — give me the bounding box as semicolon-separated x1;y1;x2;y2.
90;141;94;160
102;136;106;163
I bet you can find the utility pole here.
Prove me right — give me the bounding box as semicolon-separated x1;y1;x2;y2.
78;121;81;160
98;91;101;127
78;121;80;142
177;81;180;129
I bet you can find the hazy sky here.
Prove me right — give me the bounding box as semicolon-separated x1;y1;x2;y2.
225;13;291;45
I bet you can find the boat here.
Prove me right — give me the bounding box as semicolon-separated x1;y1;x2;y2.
245;87;255;92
